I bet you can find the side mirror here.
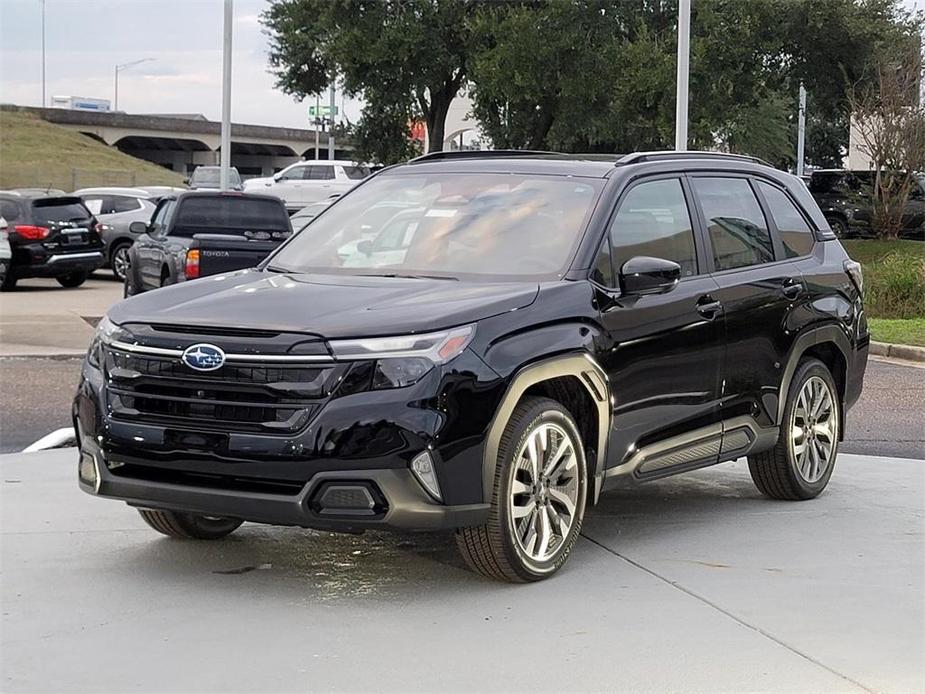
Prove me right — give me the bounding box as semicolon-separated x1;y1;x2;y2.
129;221;148;234
619;256;681;296
273;173;283;182
357;239;373;255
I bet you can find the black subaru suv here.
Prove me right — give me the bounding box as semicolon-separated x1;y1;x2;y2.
74;151;868;582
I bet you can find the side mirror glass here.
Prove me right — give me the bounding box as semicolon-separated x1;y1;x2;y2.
129;221;148;234
357;239;373;255
619;256;681;296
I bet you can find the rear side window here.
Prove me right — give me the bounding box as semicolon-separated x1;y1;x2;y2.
172;197;290;236
308;166;335;181
343;166;370;180
608;178;697;277
31;200;92;226
108;195;143;213
0;199;23;223
756;182;815;258
692;177;774;271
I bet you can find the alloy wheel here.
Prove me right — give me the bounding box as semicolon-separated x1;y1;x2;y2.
112;246;130;282
790;376;838;483
508;422;580;563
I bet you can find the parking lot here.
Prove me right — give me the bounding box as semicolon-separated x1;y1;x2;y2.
2;449;922;692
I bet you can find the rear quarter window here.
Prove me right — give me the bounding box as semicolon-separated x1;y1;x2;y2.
756;181;815;257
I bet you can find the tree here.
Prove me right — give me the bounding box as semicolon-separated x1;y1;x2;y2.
263;0;474;164
467;0;920;165
850;45;925;238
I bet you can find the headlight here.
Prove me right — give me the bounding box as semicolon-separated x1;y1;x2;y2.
329;325;475;389
87;316;131;367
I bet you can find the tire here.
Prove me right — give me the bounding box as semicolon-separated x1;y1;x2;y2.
748;358;840;500
110;241;132;282
0;262;13;291
825;215;849;238
137;509;243;540
456;396;587;582
55;271;88;288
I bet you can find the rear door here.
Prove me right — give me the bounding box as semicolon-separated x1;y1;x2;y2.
688;174;803;433
596;176;725;476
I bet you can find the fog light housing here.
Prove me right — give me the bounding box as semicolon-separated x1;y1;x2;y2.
78;451;100;493
410;450;442;501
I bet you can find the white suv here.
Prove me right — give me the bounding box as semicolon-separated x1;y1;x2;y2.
244;160;370;210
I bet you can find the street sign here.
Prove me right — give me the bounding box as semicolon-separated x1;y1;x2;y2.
308;104;338;117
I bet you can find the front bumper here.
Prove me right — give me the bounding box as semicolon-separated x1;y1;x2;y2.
77;437;488;532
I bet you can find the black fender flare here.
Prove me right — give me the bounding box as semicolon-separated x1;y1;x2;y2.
776;323;852;426
481;352;612;504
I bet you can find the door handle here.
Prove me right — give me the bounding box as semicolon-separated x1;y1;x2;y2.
782;281;804;300
696;296;722;319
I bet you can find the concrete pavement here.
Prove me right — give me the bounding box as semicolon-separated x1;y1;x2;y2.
2;449;922;692
0;275;119;356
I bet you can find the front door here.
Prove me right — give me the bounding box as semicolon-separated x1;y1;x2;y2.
595;176;725;477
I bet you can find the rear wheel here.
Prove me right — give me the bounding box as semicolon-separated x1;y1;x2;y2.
0;261;12;291
825;215;849;238
56;271;88;288
748;358;840;500
110;241;132;282
137;509;243;540
456;396;587;582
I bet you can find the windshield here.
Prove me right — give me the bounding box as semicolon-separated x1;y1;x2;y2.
269;172;603;280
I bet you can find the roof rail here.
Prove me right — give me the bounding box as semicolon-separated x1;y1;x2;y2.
408;149;564;164
616;150;773;167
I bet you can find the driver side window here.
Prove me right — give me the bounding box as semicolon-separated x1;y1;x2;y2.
607;178;698;279
149;200;175;236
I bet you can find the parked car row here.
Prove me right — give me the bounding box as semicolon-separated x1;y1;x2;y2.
0;161;370;291
807;169;925;238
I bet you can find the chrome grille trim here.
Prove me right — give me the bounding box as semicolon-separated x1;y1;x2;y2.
108;340;336;363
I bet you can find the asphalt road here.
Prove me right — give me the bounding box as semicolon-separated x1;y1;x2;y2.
1;356;921;457
2;449;922;692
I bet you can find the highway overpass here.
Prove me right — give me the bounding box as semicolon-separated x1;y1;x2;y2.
1;105;354;177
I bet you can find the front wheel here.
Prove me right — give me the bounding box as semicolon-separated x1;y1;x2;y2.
456;396;587;582
137;509;243;539
56;271;88;288
748;358;840;500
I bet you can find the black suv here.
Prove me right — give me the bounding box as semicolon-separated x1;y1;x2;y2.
0;192;105;290
74;151;868;582
808;169;925;238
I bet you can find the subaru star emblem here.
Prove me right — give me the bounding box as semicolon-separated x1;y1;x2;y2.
181;343;225;371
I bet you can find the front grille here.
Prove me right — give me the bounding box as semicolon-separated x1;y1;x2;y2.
104;346;346;434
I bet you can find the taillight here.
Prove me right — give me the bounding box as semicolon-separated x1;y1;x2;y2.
843;259;863;295
185;249;200;279
14;225;50;240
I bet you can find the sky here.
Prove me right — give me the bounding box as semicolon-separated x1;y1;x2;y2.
0;0;923;130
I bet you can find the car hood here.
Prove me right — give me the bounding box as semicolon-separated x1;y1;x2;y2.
110;269;540;338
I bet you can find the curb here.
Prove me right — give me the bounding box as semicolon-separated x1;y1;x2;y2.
870;341;925;363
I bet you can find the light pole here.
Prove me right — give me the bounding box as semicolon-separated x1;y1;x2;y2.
40;0;46;107
796;83;807;177
114;58;154;111
674;0;691;151
219;0;233;191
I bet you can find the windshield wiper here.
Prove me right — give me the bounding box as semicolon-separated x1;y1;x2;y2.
265;265;291;273
358;272;458;281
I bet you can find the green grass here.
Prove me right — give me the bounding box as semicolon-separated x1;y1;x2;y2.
868;318;925;347
0;110;184;190
841;239;925;321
